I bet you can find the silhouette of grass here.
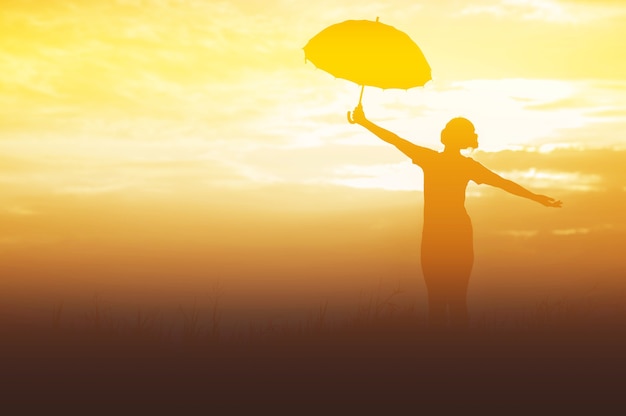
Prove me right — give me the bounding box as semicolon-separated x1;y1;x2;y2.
179;285;223;345
2;289;625;410
179;299;201;342
5;285;625;347
473;291;626;333
51;301;63;331
347;281;419;331
208;280;223;342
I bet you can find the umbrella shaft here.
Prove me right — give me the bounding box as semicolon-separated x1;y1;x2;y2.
358;85;364;106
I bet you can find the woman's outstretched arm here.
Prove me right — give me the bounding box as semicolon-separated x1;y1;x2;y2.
477;166;562;207
349;104;433;166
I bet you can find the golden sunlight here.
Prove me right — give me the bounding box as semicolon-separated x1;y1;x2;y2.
1;0;625;358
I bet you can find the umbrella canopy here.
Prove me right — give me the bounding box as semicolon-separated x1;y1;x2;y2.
304;18;431;91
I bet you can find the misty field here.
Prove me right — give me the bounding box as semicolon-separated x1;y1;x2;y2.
2;287;625;412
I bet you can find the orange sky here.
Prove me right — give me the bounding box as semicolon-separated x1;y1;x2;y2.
1;0;625;327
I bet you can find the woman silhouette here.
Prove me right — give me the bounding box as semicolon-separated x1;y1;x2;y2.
350;105;562;330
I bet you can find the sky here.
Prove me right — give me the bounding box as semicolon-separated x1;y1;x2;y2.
1;0;625;327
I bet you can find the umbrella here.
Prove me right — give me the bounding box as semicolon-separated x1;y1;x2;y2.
303;17;431;123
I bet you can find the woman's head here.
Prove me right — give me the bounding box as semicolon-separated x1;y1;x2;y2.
440;117;478;149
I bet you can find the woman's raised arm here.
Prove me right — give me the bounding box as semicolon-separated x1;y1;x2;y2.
349;104;434;167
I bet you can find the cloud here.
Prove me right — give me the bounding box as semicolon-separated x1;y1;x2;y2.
460;0;626;23
552;227;590;235
2;2;625;206
473;148;626;191
558;0;626;5
460;0;578;22
1;0;292;105
500;169;603;191
326;161;421;191
2;205;38;216
498;229;540;237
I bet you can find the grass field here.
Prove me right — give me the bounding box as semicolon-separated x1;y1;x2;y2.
2;289;625;412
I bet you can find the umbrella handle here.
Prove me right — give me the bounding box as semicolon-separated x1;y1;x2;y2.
347;85;365;124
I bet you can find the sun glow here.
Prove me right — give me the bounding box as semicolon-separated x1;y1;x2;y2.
1;0;625;339
327;162;422;191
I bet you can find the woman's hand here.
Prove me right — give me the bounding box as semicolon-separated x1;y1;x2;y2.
347;104;366;125
535;194;563;208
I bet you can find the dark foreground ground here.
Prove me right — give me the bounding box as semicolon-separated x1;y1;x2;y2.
2;313;625;414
